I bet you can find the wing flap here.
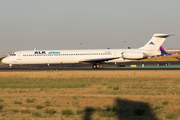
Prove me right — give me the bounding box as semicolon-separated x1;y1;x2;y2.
79;57;120;63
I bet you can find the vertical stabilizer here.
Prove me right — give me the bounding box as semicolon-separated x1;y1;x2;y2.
139;34;171;50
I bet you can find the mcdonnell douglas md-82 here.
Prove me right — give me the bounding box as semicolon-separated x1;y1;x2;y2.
2;33;174;69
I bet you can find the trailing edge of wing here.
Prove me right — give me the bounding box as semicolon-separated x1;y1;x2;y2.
79;57;120;63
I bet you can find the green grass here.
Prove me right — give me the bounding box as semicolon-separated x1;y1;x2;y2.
76;110;83;115
96;104;117;118
0;76;179;95
0;99;4;102
113;85;119;90
20;109;31;114
153;106;164;111
44;101;50;106
104;104;117;112
14;101;22;104
32;111;41;117
26;98;35;103
98;111;116;118
72;96;78;99
10;109;19;113
0;105;3;110
0;77;90;88
162;101;169;105
36;105;43;109
19;90;27;93
0;76;180;96
166;110;180;119
62;109;73;116
44;108;56;115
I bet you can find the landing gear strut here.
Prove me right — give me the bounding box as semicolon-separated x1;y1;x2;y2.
47;63;50;67
92;63;100;69
9;64;13;69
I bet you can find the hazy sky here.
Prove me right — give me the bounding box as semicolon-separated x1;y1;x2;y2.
0;0;180;56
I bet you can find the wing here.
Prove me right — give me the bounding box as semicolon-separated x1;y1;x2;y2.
79;57;120;64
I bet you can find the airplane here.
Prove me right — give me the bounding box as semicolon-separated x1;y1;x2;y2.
160;46;180;56
1;33;174;69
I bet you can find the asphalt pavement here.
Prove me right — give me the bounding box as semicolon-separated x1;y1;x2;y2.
0;61;180;71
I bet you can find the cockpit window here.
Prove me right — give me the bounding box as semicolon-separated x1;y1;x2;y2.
10;53;16;56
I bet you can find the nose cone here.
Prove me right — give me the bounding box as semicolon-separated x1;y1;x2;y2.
1;58;9;64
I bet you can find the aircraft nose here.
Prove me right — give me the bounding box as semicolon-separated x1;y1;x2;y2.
1;58;9;64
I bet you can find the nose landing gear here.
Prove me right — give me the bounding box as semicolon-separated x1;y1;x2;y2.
9;64;13;69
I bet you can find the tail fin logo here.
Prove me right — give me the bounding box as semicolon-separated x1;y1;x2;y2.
149;42;155;45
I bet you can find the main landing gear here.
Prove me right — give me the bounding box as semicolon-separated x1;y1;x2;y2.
92;63;100;69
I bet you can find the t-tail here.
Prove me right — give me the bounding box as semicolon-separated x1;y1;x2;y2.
159;46;170;56
139;34;173;51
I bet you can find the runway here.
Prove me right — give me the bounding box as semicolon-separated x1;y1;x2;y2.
0;61;180;71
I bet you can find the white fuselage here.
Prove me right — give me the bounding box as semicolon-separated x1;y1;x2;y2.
2;48;157;65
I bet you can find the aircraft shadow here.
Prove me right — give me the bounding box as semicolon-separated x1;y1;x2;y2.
82;98;159;120
175;57;180;61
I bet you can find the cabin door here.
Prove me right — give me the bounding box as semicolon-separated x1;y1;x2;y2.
17;53;21;60
114;52;117;57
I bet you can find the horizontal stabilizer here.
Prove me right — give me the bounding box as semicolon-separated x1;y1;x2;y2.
154;34;174;38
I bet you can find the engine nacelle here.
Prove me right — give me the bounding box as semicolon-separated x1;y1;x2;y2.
122;52;148;60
